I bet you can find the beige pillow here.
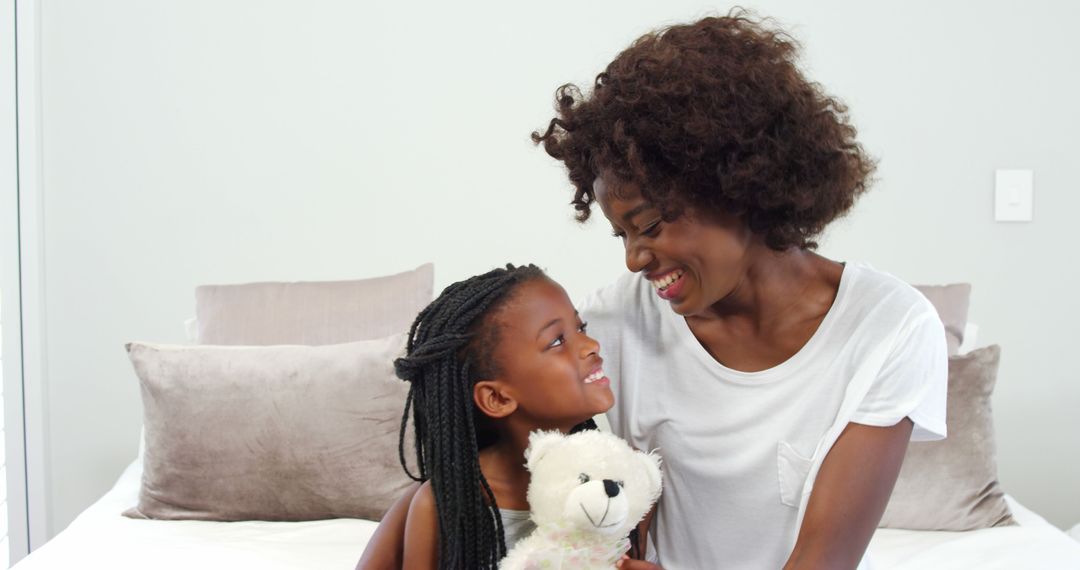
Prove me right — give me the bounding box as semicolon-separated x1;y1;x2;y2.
913;283;971;356
880;344;1015;530
195;263;433;345
124;335;415;521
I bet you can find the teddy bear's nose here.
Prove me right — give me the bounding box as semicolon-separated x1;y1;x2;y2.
603;479;621;498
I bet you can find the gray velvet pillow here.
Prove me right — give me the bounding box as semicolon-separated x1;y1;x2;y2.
913;283;971;356
880;344;1015;530
195;263;433;345
124;335;415;522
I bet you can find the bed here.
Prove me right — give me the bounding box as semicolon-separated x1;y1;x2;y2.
13;267;1080;569
869;497;1080;569
13;459;377;569
12;455;1080;569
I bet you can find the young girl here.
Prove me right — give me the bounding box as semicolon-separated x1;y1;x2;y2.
357;264;623;569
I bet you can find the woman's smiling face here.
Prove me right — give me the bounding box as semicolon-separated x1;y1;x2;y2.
594;174;755;317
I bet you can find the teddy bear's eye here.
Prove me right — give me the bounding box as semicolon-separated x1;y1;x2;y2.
578;473;590;484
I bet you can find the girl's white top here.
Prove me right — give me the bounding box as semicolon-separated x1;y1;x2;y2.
578;261;948;570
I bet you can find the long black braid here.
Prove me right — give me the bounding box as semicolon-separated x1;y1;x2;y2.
395;263;547;569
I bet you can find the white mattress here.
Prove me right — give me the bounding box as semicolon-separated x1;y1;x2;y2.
14;459;1080;569
14;460;379;569
869;496;1080;569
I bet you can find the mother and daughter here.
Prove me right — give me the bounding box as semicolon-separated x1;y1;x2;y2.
359;11;947;570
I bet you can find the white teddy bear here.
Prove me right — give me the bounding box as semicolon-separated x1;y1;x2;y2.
499;429;663;570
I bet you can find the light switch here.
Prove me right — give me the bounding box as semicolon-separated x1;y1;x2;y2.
995;169;1033;222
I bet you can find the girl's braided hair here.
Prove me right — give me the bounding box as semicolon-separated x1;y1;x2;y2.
394;263;601;568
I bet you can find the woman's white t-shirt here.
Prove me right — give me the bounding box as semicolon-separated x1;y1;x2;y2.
578;261;948;570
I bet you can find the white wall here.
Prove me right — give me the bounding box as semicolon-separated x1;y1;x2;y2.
31;0;1079;537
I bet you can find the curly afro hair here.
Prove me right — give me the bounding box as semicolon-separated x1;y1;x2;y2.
532;10;876;251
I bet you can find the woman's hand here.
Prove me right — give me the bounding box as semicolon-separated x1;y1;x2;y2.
616;555;664;569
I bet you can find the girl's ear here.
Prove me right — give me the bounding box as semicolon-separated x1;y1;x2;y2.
473;380;518;419
525;430;566;472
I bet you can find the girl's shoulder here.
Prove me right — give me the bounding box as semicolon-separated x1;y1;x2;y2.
402;481;439;567
406;480;437;529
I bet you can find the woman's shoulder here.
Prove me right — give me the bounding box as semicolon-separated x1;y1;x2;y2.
577;271;654;318
844;262;939;324
576;272;664;347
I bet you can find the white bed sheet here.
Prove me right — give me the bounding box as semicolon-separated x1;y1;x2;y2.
14;459;1080;569
869;496;1080;569
14;460;378;569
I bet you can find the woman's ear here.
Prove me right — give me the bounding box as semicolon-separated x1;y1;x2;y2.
473;380;518;419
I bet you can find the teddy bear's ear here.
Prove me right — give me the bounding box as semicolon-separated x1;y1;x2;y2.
524;430;566;472
636;450;664;497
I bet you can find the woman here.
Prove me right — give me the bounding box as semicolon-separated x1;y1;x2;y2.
360;10;946;570
532;11;946;570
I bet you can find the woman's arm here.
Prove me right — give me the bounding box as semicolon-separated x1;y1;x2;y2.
356;482;422;570
783;419;913;570
401;482;441;570
617;419;911;570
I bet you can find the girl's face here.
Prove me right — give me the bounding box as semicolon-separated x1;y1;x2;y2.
488;277;614;428
594;175;755;318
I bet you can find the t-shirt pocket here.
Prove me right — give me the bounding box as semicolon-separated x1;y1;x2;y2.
777;440;813;508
